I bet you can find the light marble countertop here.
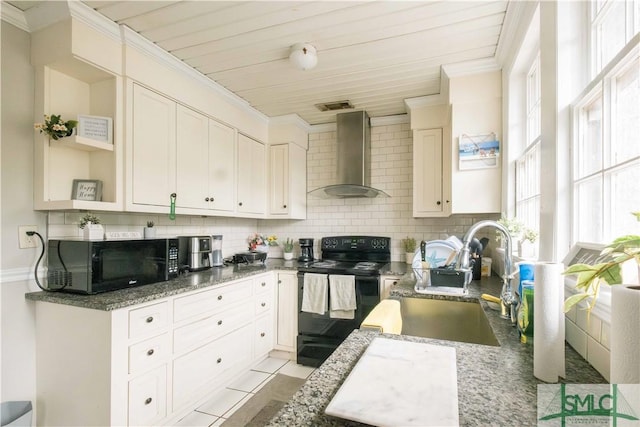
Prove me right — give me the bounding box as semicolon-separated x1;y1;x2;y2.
268;275;607;427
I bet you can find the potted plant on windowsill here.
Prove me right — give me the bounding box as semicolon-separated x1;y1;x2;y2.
518;227;538;259
401;237;417;264
283;238;295;261
563;211;640;383
79;213;103;240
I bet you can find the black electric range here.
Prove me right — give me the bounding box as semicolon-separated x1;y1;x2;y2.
296;236;390;367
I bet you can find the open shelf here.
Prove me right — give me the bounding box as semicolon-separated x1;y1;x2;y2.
52;135;114;152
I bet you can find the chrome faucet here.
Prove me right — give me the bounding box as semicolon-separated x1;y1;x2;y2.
455;220;517;323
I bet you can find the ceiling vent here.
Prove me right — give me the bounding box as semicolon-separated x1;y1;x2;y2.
315;100;354;112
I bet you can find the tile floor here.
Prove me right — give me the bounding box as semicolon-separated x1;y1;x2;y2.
175;357;316;427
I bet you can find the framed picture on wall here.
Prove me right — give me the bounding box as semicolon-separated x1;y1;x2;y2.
458;133;500;170
71;179;103;201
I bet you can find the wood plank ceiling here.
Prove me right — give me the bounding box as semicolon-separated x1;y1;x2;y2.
10;1;509;125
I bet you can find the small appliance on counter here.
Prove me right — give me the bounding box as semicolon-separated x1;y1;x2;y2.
298;238;314;262
211;235;224;267
179;236;212;271
46;238;179;294
229;251;268;265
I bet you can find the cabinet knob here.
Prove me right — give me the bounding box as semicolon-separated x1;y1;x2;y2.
145;398;153;405
261;302;266;307
446;200;450;203
238;202;243;206
147;349;154;356
260;332;265;337
217;358;222;364
217;320;223;325
146;316;153;323
436;200;441;205
278;280;282;284
283;204;287;208
217;295;223;300
205;197;210;202
261;282;266;287
393;281;398;286
211;197;214;202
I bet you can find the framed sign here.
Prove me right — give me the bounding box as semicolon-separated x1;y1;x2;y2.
71;179;103;201
77;115;112;144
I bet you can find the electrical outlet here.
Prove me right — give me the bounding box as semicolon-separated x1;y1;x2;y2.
19;226;38;249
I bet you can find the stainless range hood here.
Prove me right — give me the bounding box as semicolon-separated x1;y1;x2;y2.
308;111;390;199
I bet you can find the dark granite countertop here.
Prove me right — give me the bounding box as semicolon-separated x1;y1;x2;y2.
24;259;299;311
269;275;606;427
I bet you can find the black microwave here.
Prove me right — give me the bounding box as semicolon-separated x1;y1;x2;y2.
47;238;179;294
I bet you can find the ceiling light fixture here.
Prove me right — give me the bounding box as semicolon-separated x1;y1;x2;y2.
289;43;318;71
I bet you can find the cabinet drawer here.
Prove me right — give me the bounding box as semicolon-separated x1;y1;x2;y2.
173;302;253;355
254;313;275;358
129;302;169;340
129;333;170;374
128;366;167;427
173;324;252;410
253;275;274;295
255;293;274;316
174;280;252;323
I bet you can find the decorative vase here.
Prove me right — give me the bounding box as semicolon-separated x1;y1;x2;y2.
517;240;535;259
610;284;640;384
405;252;414;264
83;224;104;240
283;252;294;261
143;227;156;238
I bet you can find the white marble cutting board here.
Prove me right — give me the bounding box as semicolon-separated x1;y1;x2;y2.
324;337;459;426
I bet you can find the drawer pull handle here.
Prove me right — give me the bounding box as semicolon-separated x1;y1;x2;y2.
217;320;223;325
261;302;266;307
217;295;223;300
146;316;153;323
145;397;152;405
147;349;154;356
260;332;265;337
217;358;222;364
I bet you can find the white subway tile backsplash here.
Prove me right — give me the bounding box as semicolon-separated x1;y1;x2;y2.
566;319;588;359
587;336;611;381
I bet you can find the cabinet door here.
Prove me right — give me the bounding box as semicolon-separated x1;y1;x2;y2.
413;129;444;216
269;144;289;215
132;85;176;207
176;105;209;209
208;119;236;212
275;272;298;352
237;134;266;215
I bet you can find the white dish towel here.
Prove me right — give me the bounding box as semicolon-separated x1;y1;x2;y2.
329;274;357;319
301;273;328;315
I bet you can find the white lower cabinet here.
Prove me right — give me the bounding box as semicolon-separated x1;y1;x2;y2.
275;271;298;353
34;272;278;426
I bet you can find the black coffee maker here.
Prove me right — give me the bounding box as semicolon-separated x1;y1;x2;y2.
298;238;314;262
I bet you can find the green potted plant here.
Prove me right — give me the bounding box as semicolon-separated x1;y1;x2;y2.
563;211;640;384
283;238;295;261
144;221;156;238
34;114;78;140
79;213;102;240
518;227;538;259
496;215;524;249
401;237;417;264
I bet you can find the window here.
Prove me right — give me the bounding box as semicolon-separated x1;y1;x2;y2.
591;0;640;75
516;54;541;246
574;51;640;244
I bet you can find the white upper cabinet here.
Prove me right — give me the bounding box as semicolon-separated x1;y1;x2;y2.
176;105;210;210
237;134;266;215
268;143;307;219
413;128;450;217
130;84;177;208
207;120;236;212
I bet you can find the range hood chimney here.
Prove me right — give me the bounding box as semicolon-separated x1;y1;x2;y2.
308;111;390;199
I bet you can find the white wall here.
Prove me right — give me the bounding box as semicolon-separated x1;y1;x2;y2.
1;21;44;404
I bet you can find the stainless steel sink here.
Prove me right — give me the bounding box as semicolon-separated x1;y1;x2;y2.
399;297;499;346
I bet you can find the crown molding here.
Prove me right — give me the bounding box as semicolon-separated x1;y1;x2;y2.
269;114;311;132
495;0;537;71
0;2;29;32
442;57;501;79
309;122;336;133
67;0;121;42
121;26;269;126
370;114;409;127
